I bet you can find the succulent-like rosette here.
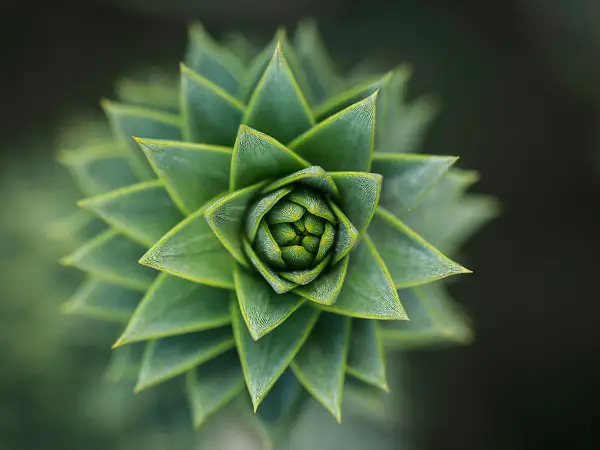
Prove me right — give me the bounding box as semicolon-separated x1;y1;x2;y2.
57;20;498;432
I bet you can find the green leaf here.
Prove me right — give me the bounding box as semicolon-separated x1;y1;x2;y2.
136;327;235;392
263;166;339;197
329;201;359;264
368;208;470;288
204;182;265;267
294;256;349;305
371;153;457;215
242;237;297;294
280;245;314;270
289;92;377;172
270;223;297;246
245;188;292;242
104;343;143;382
315;221;335;263
180;64;245;145
222;31;260;64
294;19;341;104
115;273;231;345
320;234;406;319
102;100;182;180
61;277;141;323
242;42;314;144
279;254;332;285
266;200;306;224
230;125;310;191
58;145;138;196
139;201;235;288
61;229;155;291
254;221;286;269
185;22;244;95
346;320;388;391
231;300;319;411
136;138;232;216
329;172;382;234
291;313;352;422
234;265;305;340
288;187;335;222
381;283;473;349
238;28;283;101
78;180;183;247
186;350;245;428
114;76;180;113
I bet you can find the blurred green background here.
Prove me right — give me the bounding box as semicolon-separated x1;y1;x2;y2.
2;0;599;449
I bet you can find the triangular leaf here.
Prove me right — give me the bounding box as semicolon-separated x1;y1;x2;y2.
242;237;298;294
263;165;339;197
320;234;406;319
102;100;182;180
78;180;184;247
346;320;388;391
61;277;141;323
245;188;293;242
61;229;155;291
115;273;231;345
230;126;309;191
329;172;382;233
238;29;283;101
291;313;352;422
294;256;349;305
137;138;232;216
139;201;236;289
180;64;245;145
371;153;457;215
368;208;470;288
289;93;377;172
231;299;319;411
204;182;265;267
242;42;314;144
329;201;359;264
136;327;235;391
186;350;245;428
234;265;304;340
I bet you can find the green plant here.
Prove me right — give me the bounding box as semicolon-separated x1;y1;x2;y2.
56;20;498;443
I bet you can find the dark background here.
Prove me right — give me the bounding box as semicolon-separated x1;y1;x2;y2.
2;0;599;449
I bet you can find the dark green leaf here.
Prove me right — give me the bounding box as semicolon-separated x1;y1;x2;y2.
136;138;232;216
291;313;352;422
139;201;236;288
320;235;405;319
230;125;309;191
61;229;155;291
288;187;335;222
104;343;144;382
245;188;292;242
234;265;304;340
368;208;470;288
231;300;319;411
280;245;314;270
136;327;235;391
115;273;231;345
315;221;335;263
180;63;244;145
78;180;183;247
242;43;314;144
102;100;182;180
266;200;306;224
346;320;388;391
294;256;349;306
270;223;297;246
279;254;332;285
254;221;286;269
263;165;339;197
329;201;359;264
242;237;297;294
238;30;281;101
186;350;245;428
329;172;382;233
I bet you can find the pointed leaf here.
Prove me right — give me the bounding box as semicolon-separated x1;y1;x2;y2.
288;187;335;222
78;180;183;247
278;254;332;285
347;320;388;391
231;300;319;410
242;237;297;294
204;182;265;267
263;165;339;196
369;208;470;288
231;125;310;191
104;343;144;382
329;201;359;264
61;277;141;323
315;221;335;263
139;202;236;288
186;351;245;428
242;43;314;144
234;265;304;340
61;229;155;291
114;76;180;112
294;256;349;305
180;64;244;145
291;313;352;422
136;138;232;215
185;22;244;95
115;273;231;345
289;93;377;172
245;188;292;242
58;145;137;196
266;200;306;224
238;28;283;101
329;172;382;233
102;100;182;180
136;327;235;391
372;153;457;215
320;234;406;319
254;221;286;269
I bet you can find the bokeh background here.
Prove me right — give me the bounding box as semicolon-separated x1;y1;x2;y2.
2;0;599;449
